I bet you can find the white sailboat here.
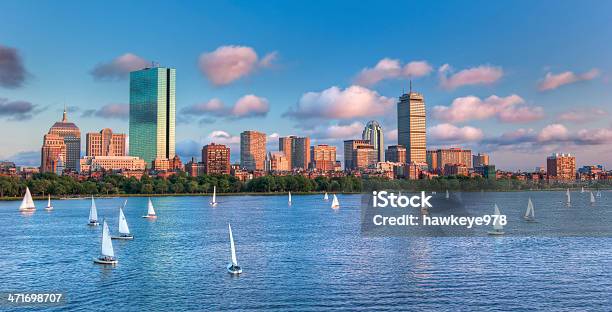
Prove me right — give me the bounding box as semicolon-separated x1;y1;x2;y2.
323;192;329;201
331;194;340;209
210;186;218;207
596;190;601;198
590;192;596;204
487;204;505;235
581;186;585;193
566;188;571;206
88;196;99;226
524;197;536;222
45;194;53;211
288;191;292;206
142;198;157;218
445;190;450;199
112;202;133;240
93;220;117;265
227;223;242;275
19;187;36;211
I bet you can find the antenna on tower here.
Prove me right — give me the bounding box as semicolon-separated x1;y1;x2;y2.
409;80;412;93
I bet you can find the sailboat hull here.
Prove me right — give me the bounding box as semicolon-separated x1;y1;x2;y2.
227;264;242;274
111;235;134;240
210;202;218;207
93;257;117;265
19;208;36;212
45;206;53;211
142;215;157;219
88;221;99;226
487;230;505;235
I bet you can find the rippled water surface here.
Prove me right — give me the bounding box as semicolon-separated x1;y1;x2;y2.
1;192;611;311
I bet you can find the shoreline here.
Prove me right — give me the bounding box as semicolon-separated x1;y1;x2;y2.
1;188;609;201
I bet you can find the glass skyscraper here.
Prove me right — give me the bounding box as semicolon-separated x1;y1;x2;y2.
362;120;384;162
129;66;176;166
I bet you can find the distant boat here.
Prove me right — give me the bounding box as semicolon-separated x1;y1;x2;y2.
596;190;602;198
44;194;53;211
288;191;292;206
227;223;242;275
445;190;450;199
142;198;157;219
210;186;218;207
19;187;36;212
93;220;117;265
487;204;505;235
590;192;596;204
112;201;133;240
566;188;571;206
88;196;99;226
323;192;329;201
581;186;585;193
524;197;536;222
331;194;340;209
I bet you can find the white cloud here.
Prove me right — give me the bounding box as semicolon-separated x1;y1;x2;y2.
538;68;600;91
181;95;269;120
438;64;503;90
284;85;394;120
428;123;484;143
198;45;277;85
90;53;149;80
354;58;432;86
432;94;543;123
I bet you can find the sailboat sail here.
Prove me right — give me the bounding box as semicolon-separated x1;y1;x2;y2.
47;195;52;208
493;204;504;231
101;221;115;257
212;186;217;204
228;223;238;266
581;186;585;193
331;194;340;208
89;196;98;222
525;198;535;219
590;192;596;203
288;192;292;204
118;207;130;235
324;192;328;201
147;198;156;216
566;189;571;204
19;187;36;210
597;191;602;197
445;190;450;199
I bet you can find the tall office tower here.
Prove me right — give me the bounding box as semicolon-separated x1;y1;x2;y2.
202;143;231;175
426;150;438;171
362;120;384;162
343;139;376;170
279;136;311;170
385;145;406;163
397;87;426;164
240;130;266;171
547;153;576;181
472;153;490;168
129;66;176;166
46;109;81;171
311;144;337;171
86;128;127;156
40;133;67;173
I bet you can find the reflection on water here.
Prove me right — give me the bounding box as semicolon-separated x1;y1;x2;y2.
0;191;611;311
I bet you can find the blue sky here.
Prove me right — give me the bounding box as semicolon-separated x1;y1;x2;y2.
1;0;611;170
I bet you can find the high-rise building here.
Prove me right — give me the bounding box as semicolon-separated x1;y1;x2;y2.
397;88;426;164
344;139;376;170
41;133;66;173
428;148;472;172
202;143;231;175
385;145;406;164
240;130;266;171
472;153;489;168
311;144;337;171
86;128;127;157
547;153;576;181
362;121;384;162
265;152;290;172
45;109;81;172
129;66;176;166
279;136;311;170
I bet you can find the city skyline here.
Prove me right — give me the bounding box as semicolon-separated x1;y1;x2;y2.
1;1;612;170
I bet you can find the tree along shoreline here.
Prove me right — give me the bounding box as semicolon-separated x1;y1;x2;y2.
1;172;610;200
